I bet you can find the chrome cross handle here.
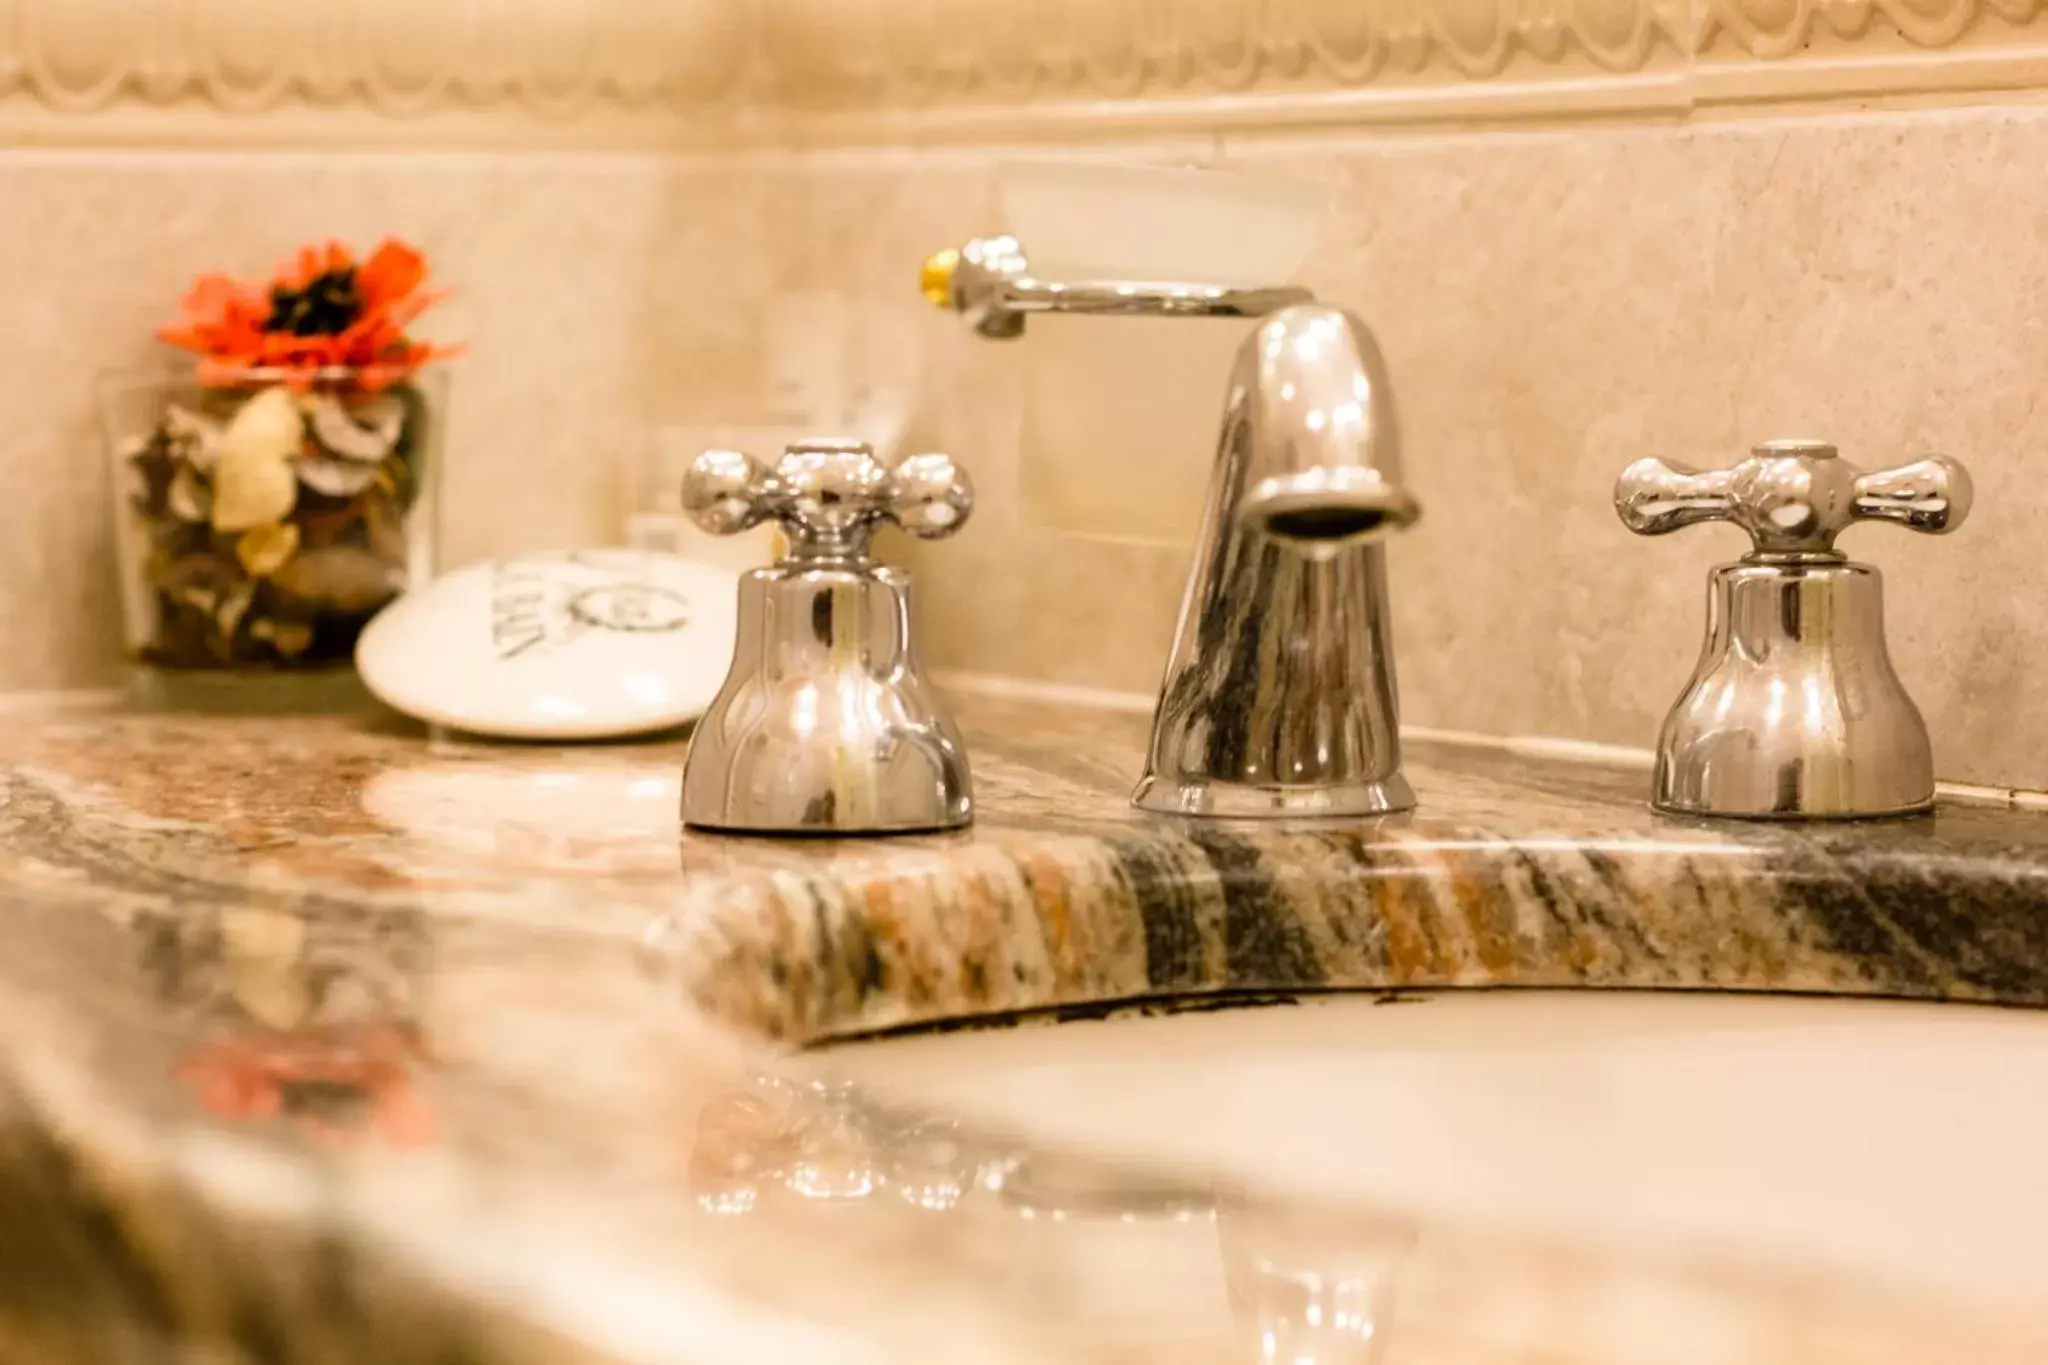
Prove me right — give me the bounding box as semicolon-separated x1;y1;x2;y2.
1616;439;1971;559
684;438;973;564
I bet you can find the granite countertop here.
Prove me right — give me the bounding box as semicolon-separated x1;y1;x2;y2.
1;693;2046;1364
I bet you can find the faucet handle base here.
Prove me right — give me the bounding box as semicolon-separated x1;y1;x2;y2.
681;566;973;838
1646;560;1934;822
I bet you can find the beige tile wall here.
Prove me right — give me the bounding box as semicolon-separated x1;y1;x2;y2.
710;111;2048;788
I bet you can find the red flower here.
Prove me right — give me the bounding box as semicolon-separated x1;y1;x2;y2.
159;237;462;391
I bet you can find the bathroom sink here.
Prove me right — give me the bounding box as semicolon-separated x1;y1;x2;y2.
811;991;2048;1319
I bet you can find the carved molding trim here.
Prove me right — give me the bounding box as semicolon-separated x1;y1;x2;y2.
1698;0;2048;58
5;0;2048;149
0;0;762;148
1692;0;2048;107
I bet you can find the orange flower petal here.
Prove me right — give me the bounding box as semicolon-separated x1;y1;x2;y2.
337;309;391;348
158;324;211;351
357;238;426;308
173;238;453;385
181;273;255;319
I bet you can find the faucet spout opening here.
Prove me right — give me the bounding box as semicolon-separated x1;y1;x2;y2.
1261;502;1400;542
1230;305;1421;554
1243;475;1421;551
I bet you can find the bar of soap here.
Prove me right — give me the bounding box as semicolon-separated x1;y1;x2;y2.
356;550;739;740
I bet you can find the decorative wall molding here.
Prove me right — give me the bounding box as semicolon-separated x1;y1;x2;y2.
1692;0;2048;108
0;0;764;149
753;0;1700;142
757;0;1689;101
1698;0;2048;59
7;0;2048;150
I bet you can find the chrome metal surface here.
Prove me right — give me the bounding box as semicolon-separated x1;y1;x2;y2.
1136;306;1419;817
931;236;1420;818
678;439;974;836
939;234;1316;341
1615;440;1972;820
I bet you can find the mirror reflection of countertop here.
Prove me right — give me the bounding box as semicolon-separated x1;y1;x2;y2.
0;693;2045;1363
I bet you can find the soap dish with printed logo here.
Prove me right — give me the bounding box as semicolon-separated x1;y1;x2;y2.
355;549;739;740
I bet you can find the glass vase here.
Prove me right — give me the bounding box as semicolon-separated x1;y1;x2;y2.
99;367;444;674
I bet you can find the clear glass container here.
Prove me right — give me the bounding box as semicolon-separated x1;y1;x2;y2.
98;366;445;674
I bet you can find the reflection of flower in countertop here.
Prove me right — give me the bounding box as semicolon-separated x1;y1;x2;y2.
179;1022;436;1148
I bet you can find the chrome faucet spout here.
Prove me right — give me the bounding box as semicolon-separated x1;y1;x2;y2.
928;238;1422;819
1136;303;1419;818
1227;306;1420;552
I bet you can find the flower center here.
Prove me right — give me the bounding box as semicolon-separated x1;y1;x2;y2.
266;267;363;337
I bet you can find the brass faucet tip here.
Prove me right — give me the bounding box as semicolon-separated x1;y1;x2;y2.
920;248;960;309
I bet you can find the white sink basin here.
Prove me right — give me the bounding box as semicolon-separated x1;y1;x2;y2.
814;991;2048;1320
